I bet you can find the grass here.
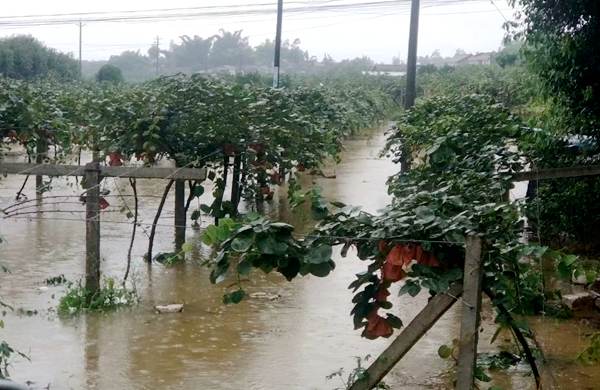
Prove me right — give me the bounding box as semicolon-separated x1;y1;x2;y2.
58;278;138;315
154;251;185;266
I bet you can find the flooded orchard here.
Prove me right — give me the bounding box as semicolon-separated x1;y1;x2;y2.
1;128;598;389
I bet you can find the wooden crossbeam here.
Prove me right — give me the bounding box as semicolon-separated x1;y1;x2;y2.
1;161;206;295
348;283;463;390
0;162;207;181
512;164;600;182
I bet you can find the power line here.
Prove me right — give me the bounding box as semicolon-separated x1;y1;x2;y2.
41;6;511;50
0;0;473;19
489;0;509;22
0;0;348;20
0;0;490;28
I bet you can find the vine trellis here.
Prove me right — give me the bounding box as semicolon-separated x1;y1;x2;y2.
1;161;206;293
347;164;600;390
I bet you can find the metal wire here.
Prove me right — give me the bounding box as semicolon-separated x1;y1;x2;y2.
3;212;465;246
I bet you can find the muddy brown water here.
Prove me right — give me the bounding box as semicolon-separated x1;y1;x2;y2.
1;128;599;389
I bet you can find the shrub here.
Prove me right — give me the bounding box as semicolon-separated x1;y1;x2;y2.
96;64;124;83
58;278;137;315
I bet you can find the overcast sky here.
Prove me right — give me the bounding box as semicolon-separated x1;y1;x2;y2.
0;0;513;63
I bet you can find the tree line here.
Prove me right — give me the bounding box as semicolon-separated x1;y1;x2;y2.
84;29;377;82
0;31;516;83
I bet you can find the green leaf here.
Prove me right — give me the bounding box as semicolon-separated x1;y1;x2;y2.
437;344;453;359
231;235;254;252
386;314;403;329
270;222;294;231
210;262;228;284
192;185;205;198
379;301;393;309
181;242;194;253
237;259;252;276
203;219;240;246
191;210;201;221
223;289;245;304
474;366;491;382
309;261;335;277
305;244;332;264
154;252;180;264
399;280;421;297
202;225;219;245
278;257;301;281
414;206;436;224
256;235;288;255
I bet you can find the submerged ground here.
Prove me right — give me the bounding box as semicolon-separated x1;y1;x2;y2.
1;128;598;389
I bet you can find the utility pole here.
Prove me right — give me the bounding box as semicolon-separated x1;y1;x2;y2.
154;36;160;76
78;20;83;78
272;0;284;88
404;0;420;109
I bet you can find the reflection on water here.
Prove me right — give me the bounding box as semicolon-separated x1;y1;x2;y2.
1;128;598;389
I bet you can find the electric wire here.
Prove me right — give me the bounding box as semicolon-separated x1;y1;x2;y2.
0;0;496;28
489;0;509;22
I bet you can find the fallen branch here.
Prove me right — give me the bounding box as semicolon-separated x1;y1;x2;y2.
124;178;138;284
15;174;30;200
349;283;463;390
146;179;174;262
484;287;542;389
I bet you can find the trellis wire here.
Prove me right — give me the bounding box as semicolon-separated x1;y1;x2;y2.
2;213;465;246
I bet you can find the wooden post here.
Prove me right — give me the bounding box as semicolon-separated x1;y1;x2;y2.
279;164;286;184
231;153;242;213
349;283;463;390
35;133;48;197
174;179;186;252
456;236;483;390
84;162;101;294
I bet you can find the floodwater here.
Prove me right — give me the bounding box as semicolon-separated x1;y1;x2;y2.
1;127;599;390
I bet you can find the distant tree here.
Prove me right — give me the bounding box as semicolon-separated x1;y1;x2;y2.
81;60;107;80
321;54;334;65
0;35;77;80
254;38;308;69
166;35;213;72
510;0;600;252
510;0;600;136
107;51;153;81
75;29;394;79
452;48;467;59
338;56;374;71
209;30;254;70
254;39;275;67
284;39;309;66
418;64;438;75
96;64;124;83
495;40;522;68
